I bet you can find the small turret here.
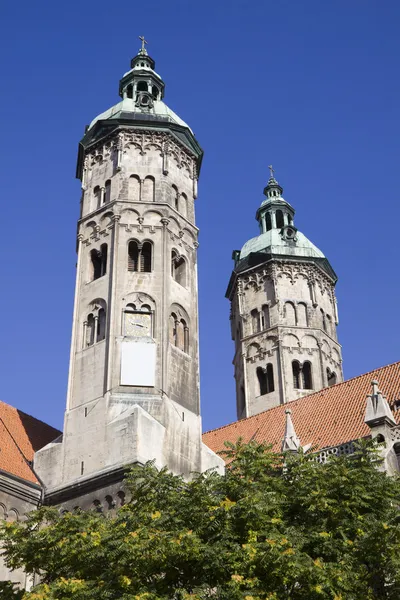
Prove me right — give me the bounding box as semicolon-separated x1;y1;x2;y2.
256;166;295;234
119;36;165;106
281;409;301;453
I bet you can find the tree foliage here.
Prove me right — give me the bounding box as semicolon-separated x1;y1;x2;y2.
2;440;400;599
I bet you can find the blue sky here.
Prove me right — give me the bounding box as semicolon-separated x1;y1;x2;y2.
1;0;400;432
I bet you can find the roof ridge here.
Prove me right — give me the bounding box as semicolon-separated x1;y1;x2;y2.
203;359;400;436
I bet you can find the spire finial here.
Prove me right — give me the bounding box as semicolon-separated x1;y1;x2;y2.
268;164;275;179
139;35;148;55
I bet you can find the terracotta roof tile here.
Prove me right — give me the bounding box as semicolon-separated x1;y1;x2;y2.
0;401;61;484
203;361;400;456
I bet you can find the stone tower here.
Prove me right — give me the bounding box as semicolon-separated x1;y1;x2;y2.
35;40;222;509
226;170;343;420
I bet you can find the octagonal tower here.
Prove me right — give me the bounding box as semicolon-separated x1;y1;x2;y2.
35;41;223;509
227;170;343;420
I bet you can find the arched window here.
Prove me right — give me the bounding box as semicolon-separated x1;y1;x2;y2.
327;368;337;387
142;176;155;202
94;186;101;208
321;309;327;332
251;309;260;334
169;312;177;345
90;249;102;281
128;241;139;271
266;363;274;392
180;193;187;218
257;364;274;395
137;81;148;92
86;314;95;347
326;314;332;335
127;85;133;99
171;251;186;286
104;180;111;204
266;213;272;231
172;185;179;210
140;242;152;272
169;312;189;353
129;175;140;202
128;241;152;273
261;305;270;330
257;367;268;395
97;308;106;342
239;386;246;417
292;361;301;389
152;85;159;99
276;210;284;229
90;243;108;281
284;302;297;326
297;302;308;327
302;362;313;389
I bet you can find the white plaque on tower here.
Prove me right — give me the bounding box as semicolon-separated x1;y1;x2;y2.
120;340;156;387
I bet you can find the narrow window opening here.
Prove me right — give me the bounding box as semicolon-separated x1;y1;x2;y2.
261;305;270;330
104;180;111;204
171;251;186;286
321;309;327;332
84;407;88;417
140;242;152;272
257;367;268;395
128;241;139;271
90;249;102;281
172;185;179;210
251;309;261;334
94;186;101;208
127;85;133;99
81;461;84;475
266;213;272;231
100;243;107;276
292;361;301;389
266;363;274;392
86;314;95;347
276;209;284;229
302;361;313;389
152;85;159;99
97;308;106;342
327;368;337;387
137;81;148;92
257;364;274;395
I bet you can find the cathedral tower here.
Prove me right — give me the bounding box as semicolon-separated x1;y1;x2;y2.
227;169;343;419
35;40;222;507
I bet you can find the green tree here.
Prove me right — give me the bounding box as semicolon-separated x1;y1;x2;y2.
1;440;400;600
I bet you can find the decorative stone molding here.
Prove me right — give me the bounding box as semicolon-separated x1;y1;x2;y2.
315;441;355;464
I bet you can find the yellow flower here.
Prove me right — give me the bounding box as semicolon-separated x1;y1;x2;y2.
314;558;323;568
151;511;161;520
119;575;132;588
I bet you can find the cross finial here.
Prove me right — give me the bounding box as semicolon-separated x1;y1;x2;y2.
268;164;275;179
139;35;148;54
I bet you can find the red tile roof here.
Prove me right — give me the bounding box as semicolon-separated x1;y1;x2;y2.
0;401;61;484
203;361;400;456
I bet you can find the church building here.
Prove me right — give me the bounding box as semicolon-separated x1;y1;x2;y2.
1;40;400;589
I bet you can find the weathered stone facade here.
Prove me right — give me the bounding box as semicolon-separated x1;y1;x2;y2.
34;44;223;510
227;174;343;419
